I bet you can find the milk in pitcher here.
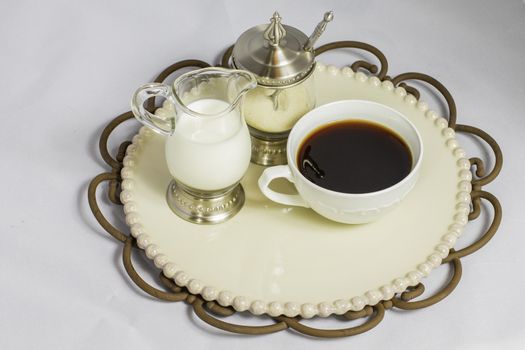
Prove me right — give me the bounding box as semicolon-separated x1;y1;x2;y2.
165;99;251;191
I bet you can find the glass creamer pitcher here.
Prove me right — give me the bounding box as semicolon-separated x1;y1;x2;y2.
131;67;257;224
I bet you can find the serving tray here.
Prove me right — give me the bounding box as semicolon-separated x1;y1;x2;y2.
88;41;502;337
121;62;469;318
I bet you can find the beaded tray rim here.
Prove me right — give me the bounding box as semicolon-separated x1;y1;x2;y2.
119;63;472;318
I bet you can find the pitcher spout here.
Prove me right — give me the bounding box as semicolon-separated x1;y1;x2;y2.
226;69;258;108
170;67;256;116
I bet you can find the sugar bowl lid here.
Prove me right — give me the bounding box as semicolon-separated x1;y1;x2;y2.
232;11;333;87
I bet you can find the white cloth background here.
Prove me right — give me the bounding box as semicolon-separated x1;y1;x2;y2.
1;0;524;349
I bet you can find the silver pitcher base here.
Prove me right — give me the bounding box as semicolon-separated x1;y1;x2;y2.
166;180;245;225
249;128;288;166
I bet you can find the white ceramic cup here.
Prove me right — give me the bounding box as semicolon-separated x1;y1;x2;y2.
258;100;423;224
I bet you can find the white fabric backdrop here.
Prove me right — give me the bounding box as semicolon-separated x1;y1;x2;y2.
1;0;524;349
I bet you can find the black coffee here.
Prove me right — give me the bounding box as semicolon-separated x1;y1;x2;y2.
297;120;412;194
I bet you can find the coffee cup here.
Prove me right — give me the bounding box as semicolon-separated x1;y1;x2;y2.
258;100;423;224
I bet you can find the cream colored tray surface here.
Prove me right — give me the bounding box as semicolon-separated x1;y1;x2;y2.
120;63;472;318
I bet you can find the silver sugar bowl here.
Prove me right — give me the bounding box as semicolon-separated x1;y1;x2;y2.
231;11;334;166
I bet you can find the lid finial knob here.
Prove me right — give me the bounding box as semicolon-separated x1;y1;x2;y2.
263;11;287;47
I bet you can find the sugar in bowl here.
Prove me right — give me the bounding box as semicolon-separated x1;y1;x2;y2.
230;11;334;165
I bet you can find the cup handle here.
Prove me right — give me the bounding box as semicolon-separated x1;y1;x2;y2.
131;83;175;135
258;165;309;208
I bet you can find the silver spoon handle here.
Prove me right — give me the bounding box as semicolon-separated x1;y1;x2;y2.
304;11;334;52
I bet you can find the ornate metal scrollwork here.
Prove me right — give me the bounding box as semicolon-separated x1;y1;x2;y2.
88;45;503;338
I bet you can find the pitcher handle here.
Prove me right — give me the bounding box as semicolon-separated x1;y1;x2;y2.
131;83;175;135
